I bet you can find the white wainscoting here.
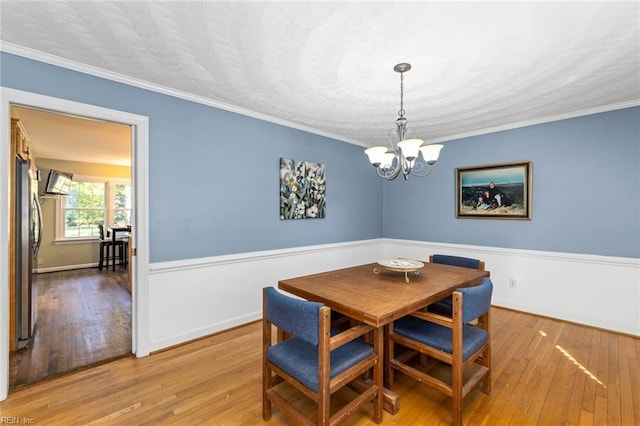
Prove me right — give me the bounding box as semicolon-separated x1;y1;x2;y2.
146;239;383;352
383;239;640;336
146;238;639;353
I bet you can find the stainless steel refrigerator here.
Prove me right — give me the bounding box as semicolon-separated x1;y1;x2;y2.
15;157;42;349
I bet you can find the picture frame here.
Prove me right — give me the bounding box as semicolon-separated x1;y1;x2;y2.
280;157;326;220
456;161;532;219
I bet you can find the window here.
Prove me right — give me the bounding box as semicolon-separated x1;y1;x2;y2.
112;182;132;226
63;180;105;238
56;176;131;241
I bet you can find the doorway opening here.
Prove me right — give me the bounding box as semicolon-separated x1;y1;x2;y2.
1;88;150;400
9;105;132;388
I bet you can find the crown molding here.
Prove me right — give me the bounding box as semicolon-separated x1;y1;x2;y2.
0;42;362;146
428;98;640;145
2;42;638;149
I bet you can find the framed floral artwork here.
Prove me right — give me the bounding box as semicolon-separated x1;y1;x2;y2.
456;161;532;219
280;158;326;219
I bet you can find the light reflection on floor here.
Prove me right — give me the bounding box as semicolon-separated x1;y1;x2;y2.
538;329;606;389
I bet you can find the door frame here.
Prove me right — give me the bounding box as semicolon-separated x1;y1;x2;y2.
1;87;150;400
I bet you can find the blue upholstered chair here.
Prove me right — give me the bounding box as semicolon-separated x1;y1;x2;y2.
430;254;485;270
428;255;485;316
387;277;493;426
262;287;383;425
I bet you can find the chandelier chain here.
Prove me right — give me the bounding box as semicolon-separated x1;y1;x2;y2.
398;71;405;118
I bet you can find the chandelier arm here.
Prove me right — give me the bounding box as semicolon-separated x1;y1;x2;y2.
409;160;425;173
409;163;436;178
376;165;401;181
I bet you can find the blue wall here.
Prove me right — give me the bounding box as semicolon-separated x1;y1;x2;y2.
1;52;383;262
383;107;640;258
2;52;638;260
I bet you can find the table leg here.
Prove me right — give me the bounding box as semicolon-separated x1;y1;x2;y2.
350;378;400;414
349;323;400;415
383;324;392;387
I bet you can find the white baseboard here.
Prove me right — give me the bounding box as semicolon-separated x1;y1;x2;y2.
35;262;99;273
148;312;260;352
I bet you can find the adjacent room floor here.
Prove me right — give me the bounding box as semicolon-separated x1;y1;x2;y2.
9;268;131;389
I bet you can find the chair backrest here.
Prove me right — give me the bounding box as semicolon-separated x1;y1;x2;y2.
458;277;493;323
98;224;106;240
264;287;323;345
430;254;485;270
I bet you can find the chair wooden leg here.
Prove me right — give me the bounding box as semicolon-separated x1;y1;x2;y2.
318;325;330;426
452;360;463;426
262;317;272;421
481;311;492;394
262;366;272;420
482;346;491;394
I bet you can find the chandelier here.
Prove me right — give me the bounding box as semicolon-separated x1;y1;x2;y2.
364;63;443;180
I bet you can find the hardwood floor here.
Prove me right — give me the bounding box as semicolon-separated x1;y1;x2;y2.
9;268;131;389
1;306;638;425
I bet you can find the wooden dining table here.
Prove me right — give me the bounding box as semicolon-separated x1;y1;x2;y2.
278;261;489;414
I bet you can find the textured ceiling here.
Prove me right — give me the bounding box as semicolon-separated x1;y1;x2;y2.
1;1;639;155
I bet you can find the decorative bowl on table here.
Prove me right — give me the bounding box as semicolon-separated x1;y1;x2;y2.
374;258;425;283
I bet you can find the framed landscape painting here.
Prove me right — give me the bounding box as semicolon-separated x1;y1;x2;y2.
456;161;532;219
